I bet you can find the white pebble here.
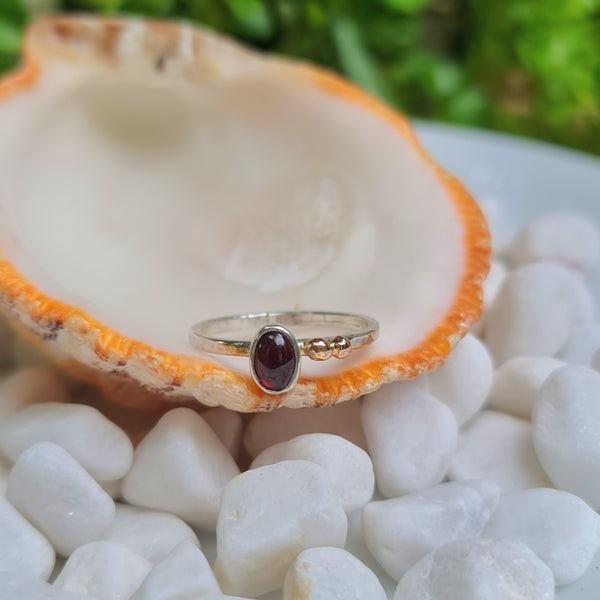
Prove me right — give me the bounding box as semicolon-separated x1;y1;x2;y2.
244;402;366;458
102;504;200;564
557;321;600;365
215;460;347;597
394;538;554;600
362;479;499;581
202;407;244;460
72;386;160;447
509;211;600;274
488;356;565;419
283;547;387;600
122;407;240;530
54;541;151;600
362;383;457;497
0;574;89;600
484;262;593;364
0;402;133;481
471;260;508;337
532;365;600;508
448;411;551;492
251;433;374;513
419;334;494;425
131;541;221;600
484;488;600;585
0;494;55;580
0;368;67;422
345;506;392;581
6;441;115;556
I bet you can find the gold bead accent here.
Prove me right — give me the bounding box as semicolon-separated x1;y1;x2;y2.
331;336;352;359
305;338;332;361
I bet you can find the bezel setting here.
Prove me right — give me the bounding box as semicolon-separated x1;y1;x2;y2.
249;324;301;394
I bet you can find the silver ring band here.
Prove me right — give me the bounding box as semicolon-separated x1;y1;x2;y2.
189;311;378;394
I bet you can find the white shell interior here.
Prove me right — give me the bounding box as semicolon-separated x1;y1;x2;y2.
0;59;464;376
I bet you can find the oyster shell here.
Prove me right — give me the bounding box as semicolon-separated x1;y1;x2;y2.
0;16;489;411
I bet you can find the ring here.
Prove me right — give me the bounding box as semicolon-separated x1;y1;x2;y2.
189;311;379;394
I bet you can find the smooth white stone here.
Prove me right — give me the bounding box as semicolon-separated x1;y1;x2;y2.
122;407;240;530
532;365;600;508
202;407;244;460
131;541;220;600
244;402;366;458
509;211;600;274
0;494;55;580
251;433;374;513
0;368;68;422
0;402;133;481
6;441;115;556
54;541;151;600
362;479;499;581
449;411;551;492
419;334;494;425
471;260;508;337
0;574;89;600
215;460;347;597
71;386;160;448
557;321;600;365
102;504;200;564
484;488;600;586
488;356;565;419
362;383;457;497
394;538;555;600
345;508;393;583
484;262;594;364
283;547;387;600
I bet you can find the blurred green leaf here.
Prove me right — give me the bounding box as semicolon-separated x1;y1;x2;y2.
0;20;22;54
379;0;430;15
121;0;173;16
443;87;488;124
331;12;395;104
67;0;122;11
224;0;273;41
364;16;420;57
419;59;465;99
0;0;28;27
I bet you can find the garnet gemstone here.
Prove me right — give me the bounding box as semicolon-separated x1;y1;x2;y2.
252;328;297;392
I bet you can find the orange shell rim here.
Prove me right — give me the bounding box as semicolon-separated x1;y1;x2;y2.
0;16;490;411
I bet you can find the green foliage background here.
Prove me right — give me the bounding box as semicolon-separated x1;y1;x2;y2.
2;0;600;154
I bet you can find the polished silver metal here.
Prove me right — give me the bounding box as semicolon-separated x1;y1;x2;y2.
189;311;378;395
189;311;379;358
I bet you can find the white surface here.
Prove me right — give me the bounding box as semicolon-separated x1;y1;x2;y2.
215;460;347;597
121;407;240;530
413;122;600;600
197;122;600;600
251;433;374;514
